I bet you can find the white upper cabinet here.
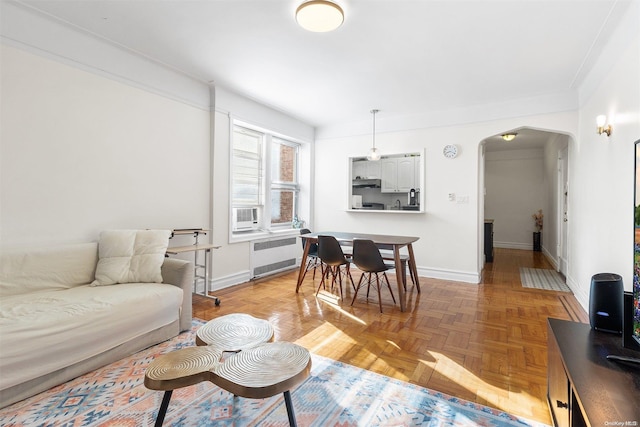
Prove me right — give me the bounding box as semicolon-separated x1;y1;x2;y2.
381;156;416;192
352;159;381;179
396;157;415;191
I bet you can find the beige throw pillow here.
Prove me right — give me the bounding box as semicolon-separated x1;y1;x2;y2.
91;229;171;286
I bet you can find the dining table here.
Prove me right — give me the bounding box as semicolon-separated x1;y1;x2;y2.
296;231;420;312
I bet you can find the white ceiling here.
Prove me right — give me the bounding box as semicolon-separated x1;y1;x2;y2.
16;0;629;128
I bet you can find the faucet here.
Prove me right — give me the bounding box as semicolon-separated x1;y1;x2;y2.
395;199;401;209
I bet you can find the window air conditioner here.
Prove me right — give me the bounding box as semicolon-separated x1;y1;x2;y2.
232;207;259;231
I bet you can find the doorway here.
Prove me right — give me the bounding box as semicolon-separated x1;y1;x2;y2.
481;128;570;273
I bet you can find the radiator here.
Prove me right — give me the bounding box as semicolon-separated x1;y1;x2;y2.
250;236;300;279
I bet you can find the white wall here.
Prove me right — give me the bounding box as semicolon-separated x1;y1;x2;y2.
0;45;210;247
485;148;546;250
568;1;640;307
314;112;579;283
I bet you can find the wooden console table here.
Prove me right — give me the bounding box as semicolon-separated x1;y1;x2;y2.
547;318;639;427
167;229;220;305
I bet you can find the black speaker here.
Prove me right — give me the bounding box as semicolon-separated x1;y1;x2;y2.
589;273;623;334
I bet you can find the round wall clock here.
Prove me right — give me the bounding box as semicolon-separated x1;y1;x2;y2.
443;144;458;159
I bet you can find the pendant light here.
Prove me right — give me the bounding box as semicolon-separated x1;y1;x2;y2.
367;109;381;161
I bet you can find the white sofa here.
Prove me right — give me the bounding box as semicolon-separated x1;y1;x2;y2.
0;237;193;408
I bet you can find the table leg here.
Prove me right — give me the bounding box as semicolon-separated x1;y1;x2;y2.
283;390;297;427
154;390;173;427
407;243;420;293
394;246;407;312
295;239;311;293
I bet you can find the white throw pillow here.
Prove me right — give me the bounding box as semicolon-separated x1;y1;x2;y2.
91;229;171;286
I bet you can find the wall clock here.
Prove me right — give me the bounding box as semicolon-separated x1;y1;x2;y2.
443;144;458;159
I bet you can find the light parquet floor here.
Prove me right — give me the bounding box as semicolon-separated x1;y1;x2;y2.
193;248;587;425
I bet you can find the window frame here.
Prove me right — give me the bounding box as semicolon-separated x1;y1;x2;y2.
230;119;301;240
269;137;300;229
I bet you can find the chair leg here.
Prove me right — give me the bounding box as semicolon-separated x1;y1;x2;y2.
350;273;366;306
336;266;344;300
375;273;383;313
316;266;331;295
346;264;356;292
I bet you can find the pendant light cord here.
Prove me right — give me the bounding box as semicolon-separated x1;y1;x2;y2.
371;109;378;149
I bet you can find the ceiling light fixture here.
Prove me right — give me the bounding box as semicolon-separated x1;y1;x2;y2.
296;0;344;32
367;109;381;161
501;133;517;142
596;115;612;137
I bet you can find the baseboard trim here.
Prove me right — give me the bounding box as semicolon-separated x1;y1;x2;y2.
210;271;251;291
494;241;531;250
417;266;481;284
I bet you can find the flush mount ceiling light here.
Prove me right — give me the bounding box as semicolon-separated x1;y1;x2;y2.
367;109;381;161
296;0;344;32
501;133;518;142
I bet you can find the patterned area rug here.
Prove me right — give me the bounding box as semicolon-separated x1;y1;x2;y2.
520;268;571;292
0;320;548;427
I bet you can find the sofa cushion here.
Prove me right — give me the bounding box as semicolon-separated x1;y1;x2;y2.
91;230;170;286
0;282;183;391
0;243;98;297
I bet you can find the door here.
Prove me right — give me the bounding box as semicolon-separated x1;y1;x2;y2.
558;146;569;275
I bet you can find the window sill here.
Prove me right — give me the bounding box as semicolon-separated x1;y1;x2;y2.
229;228;300;244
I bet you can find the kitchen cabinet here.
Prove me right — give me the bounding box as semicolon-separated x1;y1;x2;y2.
381;157;416;193
352;160;381;180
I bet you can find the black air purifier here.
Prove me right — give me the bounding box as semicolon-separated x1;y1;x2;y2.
589;273;623;334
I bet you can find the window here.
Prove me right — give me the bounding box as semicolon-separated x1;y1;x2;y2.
270;138;298;227
231;123;300;232
232;126;263;206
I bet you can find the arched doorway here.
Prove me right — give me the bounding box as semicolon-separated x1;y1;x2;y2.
479;127;572;276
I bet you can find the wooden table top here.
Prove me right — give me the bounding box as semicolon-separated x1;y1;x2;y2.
214;342;311;399
195;313;274;351
300;231;419;246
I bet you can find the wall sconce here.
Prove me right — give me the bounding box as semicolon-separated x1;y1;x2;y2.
501;133;517;142
596;115;612;137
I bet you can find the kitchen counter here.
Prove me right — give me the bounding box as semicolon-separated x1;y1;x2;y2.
348;208;424;213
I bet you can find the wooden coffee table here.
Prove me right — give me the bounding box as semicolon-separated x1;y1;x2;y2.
144;314;311;427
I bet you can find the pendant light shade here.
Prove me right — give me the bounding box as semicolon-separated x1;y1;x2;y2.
367;109;381;161
296;1;344;33
367;147;381;161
